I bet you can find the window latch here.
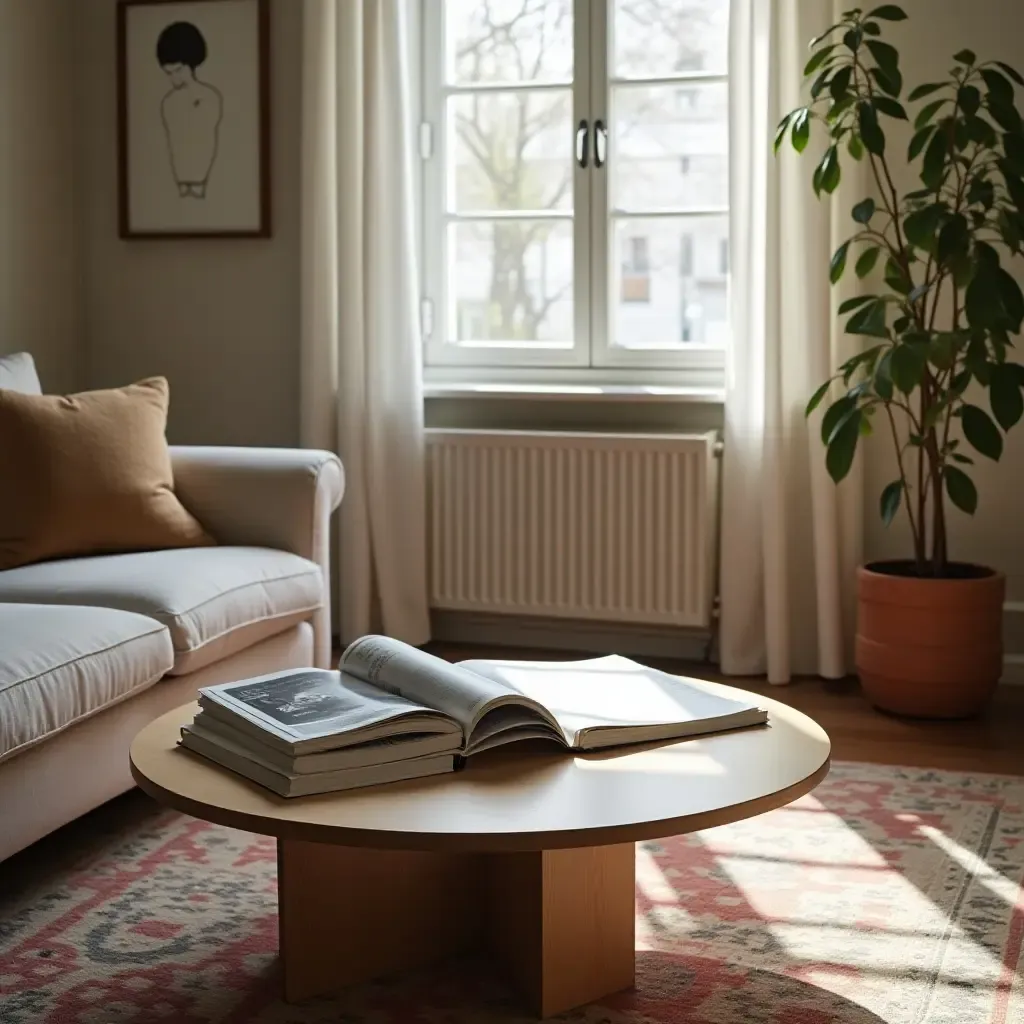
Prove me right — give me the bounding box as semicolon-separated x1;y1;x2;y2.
594;119;607;168
575;119;589;169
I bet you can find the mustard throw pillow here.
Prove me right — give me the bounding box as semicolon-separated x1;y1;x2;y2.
0;377;213;570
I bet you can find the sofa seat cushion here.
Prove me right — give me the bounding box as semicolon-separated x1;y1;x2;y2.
0;603;173;763
0;547;323;675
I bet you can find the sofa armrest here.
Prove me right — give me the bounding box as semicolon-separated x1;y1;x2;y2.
170;446;344;668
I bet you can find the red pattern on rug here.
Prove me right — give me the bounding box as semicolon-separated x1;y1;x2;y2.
0;761;1021;1023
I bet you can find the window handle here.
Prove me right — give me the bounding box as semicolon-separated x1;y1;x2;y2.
594;119;607;168
575;119;589;168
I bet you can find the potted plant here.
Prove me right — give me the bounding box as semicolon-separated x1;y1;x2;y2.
777;4;1024;716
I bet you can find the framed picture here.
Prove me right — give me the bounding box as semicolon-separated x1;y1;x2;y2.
117;0;270;239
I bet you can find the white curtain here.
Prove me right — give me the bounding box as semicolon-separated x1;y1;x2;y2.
300;0;431;647
720;0;866;683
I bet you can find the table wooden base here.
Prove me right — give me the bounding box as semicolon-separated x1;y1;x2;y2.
277;839;636;1017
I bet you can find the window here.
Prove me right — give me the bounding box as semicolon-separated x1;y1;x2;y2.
621;235;651;303
679;234;693;277
421;0;729;381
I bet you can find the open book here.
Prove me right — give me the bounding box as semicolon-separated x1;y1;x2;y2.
191;636;768;768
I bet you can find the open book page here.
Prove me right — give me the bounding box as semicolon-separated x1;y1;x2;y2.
457;655;768;750
199;668;461;754
340;636;564;751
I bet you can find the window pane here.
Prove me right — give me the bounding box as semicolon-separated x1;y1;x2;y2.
612;83;727;211
612;216;728;348
446;0;573;84
449;220;574;346
449;91;573;212
613;0;728;78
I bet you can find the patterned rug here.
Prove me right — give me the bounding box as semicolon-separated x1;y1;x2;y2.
0;762;1021;1023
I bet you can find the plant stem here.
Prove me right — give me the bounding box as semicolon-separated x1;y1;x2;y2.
884;402;924;563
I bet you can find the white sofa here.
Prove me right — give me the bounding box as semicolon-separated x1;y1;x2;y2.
0;353;344;861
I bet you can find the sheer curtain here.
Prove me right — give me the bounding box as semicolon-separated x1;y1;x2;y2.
299;0;431;647
719;0;866;683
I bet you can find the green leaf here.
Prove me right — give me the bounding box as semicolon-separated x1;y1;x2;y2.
866;40;900;79
965;115;998;147
958;85;982;116
838;294;877;314
989;99;1023;133
995;61;1024;88
990;362;1024;429
908;82;946;101
890;342;926;393
861;21;882;36
810;66;833;100
847;133;865;160
998;209;1024;252
805;379;834;417
874;349;894;400
819;145;842;195
908;125;936;161
804;44;838;77
873;96;908;120
830;65;853;101
867;5;908;20
951;452;974;465
937;214;970;265
868;4;909;18
858;101;886;155
966;177;995;209
944;465;978;514
843;28;863;53
830;239;851;284
982;68;1015;105
855;245;882;278
953;49;977;65
810;24;842;48
884;257;912;294
914;98;947;130
903;204;942;248
852;197;876;224
871;66;903;98
880;480;902;526
921;128;949;189
961;404;1004;460
774;111;795;153
929;333;956;370
847;299;889;337
821;396;858;445
828;94;858;122
792;108;811;152
826;411;863;483
1004;132;1024;175
997;268;1024;331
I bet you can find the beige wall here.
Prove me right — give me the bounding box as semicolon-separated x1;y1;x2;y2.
0;0;80;394
75;0;303;446
859;1;1024;618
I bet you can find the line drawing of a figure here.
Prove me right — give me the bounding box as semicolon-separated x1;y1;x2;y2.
156;21;223;199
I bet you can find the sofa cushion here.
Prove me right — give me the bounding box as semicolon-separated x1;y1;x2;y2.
0;352;42;394
0;604;173;763
0;547;323;675
0;377;214;571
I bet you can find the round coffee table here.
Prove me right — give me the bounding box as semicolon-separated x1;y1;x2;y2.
131;686;830;1017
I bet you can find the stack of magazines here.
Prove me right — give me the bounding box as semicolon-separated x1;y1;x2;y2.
179;635;768;797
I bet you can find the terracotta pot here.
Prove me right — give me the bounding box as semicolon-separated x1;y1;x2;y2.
855;561;1005;719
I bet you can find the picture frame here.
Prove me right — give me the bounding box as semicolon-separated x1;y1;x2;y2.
116;0;271;239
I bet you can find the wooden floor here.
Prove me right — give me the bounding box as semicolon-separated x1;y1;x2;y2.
426;642;1024;776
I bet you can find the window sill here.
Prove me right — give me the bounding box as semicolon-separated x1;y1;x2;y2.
423;382;726;404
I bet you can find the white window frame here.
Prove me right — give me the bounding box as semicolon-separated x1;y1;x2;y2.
419;0;728;388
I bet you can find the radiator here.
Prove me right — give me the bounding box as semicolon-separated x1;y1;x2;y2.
426;429;720;628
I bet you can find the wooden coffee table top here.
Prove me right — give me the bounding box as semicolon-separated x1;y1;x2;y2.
131;684;830;853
